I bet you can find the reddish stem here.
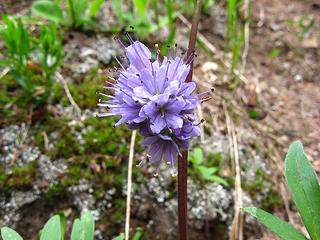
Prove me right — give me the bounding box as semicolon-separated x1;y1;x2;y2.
178;1;202;240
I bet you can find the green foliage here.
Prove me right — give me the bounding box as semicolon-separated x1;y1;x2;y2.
40;215;61;240
31;0;105;29
189;148;228;186
285;141;320;240
0;16;62;103
1;227;23;240
113;233;124;240
181;0;215;16
0;16;33;92
132;228;144;240
71;212;94;240
1;212;95;240
31;0;64;23
244;207;307;240
36;23;62;85
226;0;244;74
111;0;178;39
244;141;320;240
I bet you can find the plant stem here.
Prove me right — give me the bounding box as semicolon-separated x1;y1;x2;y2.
178;1;201;240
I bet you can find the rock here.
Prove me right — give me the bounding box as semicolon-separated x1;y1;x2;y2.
0;124;40;169
37;155;67;182
95;37;120;65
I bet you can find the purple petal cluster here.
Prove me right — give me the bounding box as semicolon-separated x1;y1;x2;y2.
97;35;208;174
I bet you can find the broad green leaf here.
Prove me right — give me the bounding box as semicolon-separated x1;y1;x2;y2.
113;233;124;240
31;0;63;23
193;148;203;165
81;212;94;240
285;141;320;240
89;0;104;17
244;207;307;240
133;0;148;20
40;215;61;240
71;219;84;240
198;166;217;177
59;212;66;240
1;227;23;240
207;175;229;186
132;228;144;240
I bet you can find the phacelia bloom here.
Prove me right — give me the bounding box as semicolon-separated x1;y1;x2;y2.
97;33;211;174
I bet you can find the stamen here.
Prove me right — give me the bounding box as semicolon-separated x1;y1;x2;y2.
114;56;125;71
114;36;126;50
201;96;212;103
96;112;114;118
173;43;178;58
195;118;205;126
166;45;171;59
125;31;134;44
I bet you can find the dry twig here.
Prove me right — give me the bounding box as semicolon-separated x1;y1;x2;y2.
224;104;243;240
125;130;137;240
55;72;82;120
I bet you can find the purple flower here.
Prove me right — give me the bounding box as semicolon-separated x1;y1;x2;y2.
97;34;210;173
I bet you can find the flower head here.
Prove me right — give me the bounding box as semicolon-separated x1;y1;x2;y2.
97;33;211;174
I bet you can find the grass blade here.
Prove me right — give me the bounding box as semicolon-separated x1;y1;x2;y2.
244;207;307;240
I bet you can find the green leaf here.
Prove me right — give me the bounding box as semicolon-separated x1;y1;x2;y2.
1;227;23;240
81;212;94;240
71;219;83;240
89;0;104;17
198;166;217;177
31;0;63;23
133;0;148;20
244;207;307;240
285;140;320;240
40;215;61;240
113;233;124;240
206;175;229;186
132;228;144;240
59;212;66;240
193;148;203;165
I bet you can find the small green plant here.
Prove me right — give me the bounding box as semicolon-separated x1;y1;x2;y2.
1;212;94;240
226;0;244;76
111;0;177;39
189;148;228;186
31;0;104;30
36;23;62;91
244;141;320;240
0;16;33;92
0;16;62;103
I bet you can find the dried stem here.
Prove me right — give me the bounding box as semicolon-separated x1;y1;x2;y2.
125;130;137;240
55;72;81;120
178;1;202;240
225;105;243;240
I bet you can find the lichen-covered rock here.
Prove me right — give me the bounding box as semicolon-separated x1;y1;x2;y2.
0;124;40;170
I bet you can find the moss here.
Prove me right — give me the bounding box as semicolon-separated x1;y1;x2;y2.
112;198;126;223
0;165;8;188
243;167;282;210
44;183;68;202
49;131;83;159
5;161;38;188
261;187;282;210
83;117;130;156
66;67;105;109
